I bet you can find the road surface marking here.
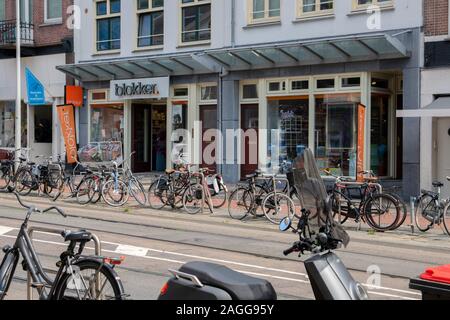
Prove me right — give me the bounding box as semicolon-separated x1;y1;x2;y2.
115;245;149;257
0;226;422;300
363;284;422;296
102;240;309;278
367;291;419;300
0;226;13;235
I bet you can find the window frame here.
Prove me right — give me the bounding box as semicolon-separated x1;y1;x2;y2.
351;0;394;12
247;0;281;25
94;0;122;54
135;0;164;50
179;0;212;46
0;0;6;21
297;0;334;19
44;0;63;24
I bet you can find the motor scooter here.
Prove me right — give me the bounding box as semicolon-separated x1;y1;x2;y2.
158;148;369;301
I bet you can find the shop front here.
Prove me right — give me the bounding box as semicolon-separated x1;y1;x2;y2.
238;72;403;182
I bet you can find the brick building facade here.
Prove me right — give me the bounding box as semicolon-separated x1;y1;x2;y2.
0;0;75;160
424;0;449;37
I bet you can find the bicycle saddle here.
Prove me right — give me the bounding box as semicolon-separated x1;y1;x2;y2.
433;181;444;188
61;230;93;243
165;169;176;175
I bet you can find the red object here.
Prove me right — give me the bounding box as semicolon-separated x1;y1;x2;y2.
421;265;450;285
160;282;169;296
65;85;83;107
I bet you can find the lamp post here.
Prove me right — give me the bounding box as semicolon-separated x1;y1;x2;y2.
15;0;21;166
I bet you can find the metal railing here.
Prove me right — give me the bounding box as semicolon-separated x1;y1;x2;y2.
26;226;102;300
0;19;34;46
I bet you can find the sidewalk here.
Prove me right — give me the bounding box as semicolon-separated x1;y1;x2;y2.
1;192;449;252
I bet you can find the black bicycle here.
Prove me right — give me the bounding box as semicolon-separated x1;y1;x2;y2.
0;190;126;300
324;170;401;231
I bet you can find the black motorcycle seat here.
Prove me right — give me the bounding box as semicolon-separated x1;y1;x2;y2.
179;261;277;300
61;230;93;243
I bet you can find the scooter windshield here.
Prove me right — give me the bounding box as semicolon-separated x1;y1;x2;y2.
292;148;350;247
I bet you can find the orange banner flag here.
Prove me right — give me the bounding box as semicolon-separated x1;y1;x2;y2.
57;104;78;164
356;104;366;182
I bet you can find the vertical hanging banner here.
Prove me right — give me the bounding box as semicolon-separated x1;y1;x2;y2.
356;104;366;182
57;104;78;164
25;67;46;105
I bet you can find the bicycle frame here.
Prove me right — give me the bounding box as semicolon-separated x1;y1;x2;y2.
1;208;56;299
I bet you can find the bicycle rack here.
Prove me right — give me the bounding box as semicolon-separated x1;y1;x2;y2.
410;197;416;234
26;226;102;300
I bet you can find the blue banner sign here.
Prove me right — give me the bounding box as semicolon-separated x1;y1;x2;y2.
25;68;46;105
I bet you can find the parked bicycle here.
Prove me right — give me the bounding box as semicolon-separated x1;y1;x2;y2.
324;169;402;231
415;180;450;235
0;189;126;300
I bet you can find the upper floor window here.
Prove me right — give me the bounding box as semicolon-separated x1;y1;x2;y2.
45;0;63;23
352;0;393;11
298;0;333;17
248;0;280;24
181;0;211;44
137;0;164;48
0;0;5;21
96;0;121;52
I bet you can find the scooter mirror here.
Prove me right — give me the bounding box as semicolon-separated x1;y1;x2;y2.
279;217;292;232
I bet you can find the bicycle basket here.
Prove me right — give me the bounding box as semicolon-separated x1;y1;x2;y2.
292;148;350;247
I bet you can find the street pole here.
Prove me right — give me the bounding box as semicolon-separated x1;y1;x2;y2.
15;0;21;166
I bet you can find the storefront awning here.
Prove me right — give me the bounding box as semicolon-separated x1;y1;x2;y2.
397;97;450;118
57;33;409;82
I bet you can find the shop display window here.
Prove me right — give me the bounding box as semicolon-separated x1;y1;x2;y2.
90;105;124;144
267;98;309;171
371;94;390;177
0;101;27;148
315;94;361;177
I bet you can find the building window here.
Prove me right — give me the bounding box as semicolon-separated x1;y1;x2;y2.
0;0;5;21
34;107;53;144
291;80;309;91
181;0;211;43
352;0;393;11
249;0;280;24
341;77;361;88
137;0;164;48
298;0;333;17
96;0;121;52
315;93;361;177
45;0;62;23
91;104;124;143
242;84;258;99
174;87;189;97
0;101;27;148
316;78;335;89
200;85;217;101
267;98;309;169
371;94;390;177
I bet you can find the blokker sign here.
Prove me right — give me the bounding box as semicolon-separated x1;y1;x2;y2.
110;77;170;101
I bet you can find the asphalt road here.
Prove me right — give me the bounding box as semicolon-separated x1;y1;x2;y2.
0;193;448;300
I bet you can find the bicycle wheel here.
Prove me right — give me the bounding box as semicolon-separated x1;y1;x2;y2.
0;250;19;300
251;184;270;218
183;183;204;215
364;194;401;231
386;192;408;231
227;187;252;220
443;202;450;237
210;184;227;209
262;193;295;225
76;178;95;205
15;169;33;196
45;172;64;199
0;165;11;191
102;179;129;207
148;180;167;209
415;194;437;232
329;193;350;225
53;259;125;300
129;178;147;206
